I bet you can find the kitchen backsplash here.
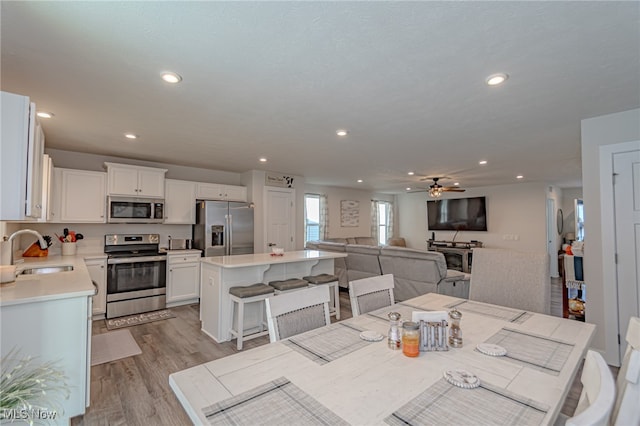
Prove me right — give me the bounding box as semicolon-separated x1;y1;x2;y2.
6;223;192;253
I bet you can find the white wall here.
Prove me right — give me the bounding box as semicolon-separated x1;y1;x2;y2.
397;182;548;252
581;108;640;365
304;184;395;241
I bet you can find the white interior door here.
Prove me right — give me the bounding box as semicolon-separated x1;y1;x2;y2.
614;147;640;358
265;188;295;252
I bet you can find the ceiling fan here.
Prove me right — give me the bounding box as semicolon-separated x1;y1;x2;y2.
416;177;466;198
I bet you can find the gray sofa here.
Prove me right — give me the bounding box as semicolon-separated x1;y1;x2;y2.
306;239;468;301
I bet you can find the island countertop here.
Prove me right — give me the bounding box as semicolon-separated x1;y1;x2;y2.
201;250;347;268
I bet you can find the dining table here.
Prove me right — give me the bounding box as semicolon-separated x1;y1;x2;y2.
169;292;595;425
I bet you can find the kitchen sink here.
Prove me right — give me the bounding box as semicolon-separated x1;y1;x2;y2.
20;265;74;275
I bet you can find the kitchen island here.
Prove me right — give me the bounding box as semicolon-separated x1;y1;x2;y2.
199;250;347;343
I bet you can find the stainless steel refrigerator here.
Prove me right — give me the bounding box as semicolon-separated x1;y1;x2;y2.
193;201;254;257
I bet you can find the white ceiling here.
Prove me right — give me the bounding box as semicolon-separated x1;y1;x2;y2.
2;2;638;193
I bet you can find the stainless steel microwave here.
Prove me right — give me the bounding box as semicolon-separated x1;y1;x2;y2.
107;196;164;223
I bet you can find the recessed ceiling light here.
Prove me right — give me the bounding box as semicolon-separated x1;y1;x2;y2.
259;158;267;163
407;172;415;176
124;133;138;139
161;72;182;83
479;160;488;165
486;73;508;86
357;179;363;183
37;111;54;119
406;187;412;191
453;182;460;186
516;175;524;179
336;130;348;137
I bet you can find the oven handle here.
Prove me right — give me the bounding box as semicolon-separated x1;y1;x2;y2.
107;255;167;265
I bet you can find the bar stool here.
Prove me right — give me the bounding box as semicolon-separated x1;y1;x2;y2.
268;278;309;294
303;274;340;320
229;283;274;350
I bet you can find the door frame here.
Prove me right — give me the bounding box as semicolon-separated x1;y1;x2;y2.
263;187;296;252
546;198;559;277
599;139;639;365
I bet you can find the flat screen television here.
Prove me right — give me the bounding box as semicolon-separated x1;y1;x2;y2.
427;196;487;231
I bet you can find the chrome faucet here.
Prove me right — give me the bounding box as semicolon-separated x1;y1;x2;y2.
4;229;48;265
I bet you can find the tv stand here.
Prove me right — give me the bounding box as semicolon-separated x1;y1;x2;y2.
427;240;482;273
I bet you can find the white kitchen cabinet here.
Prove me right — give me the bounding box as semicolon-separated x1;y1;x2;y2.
0;91;44;220
105;162;167;198
37;154;53;222
48;167;62;222
165;179;196;224
0;295;91;421
167;252;201;307
85;258;107;316
59;168;107;223
196;182;247;202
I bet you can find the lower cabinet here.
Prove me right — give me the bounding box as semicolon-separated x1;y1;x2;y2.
167;252;200;307
85;258;107;316
0;295;91;420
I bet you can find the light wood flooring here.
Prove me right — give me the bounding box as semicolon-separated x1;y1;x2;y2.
72;279;608;425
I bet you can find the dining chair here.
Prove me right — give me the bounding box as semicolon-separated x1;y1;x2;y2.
348;274;395;316
265;285;331;342
611;316;640;426
564;350;616;426
468;248;550;314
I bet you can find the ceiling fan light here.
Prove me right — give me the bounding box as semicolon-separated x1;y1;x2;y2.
429;187;443;198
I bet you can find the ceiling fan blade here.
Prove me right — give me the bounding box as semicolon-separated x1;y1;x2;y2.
442;188;466;192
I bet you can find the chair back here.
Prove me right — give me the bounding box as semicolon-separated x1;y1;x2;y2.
469;248;550;314
348;274;395;316
612;316;640;426
265;285;331;342
566;350;616;426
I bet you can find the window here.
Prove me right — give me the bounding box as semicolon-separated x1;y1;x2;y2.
304;194;321;242
371;200;394;245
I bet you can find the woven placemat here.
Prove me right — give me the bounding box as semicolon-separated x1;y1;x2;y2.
106;309;175;330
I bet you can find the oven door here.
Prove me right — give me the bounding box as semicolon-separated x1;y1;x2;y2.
107;256;166;299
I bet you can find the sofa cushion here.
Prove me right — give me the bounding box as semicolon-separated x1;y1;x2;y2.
379;247;448;277
355;237;377;246
379;247;448;301
326;238;349;244
345;244;382;280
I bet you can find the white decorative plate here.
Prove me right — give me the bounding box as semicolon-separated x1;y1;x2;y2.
443;369;480;389
359;331;384;342
476;343;508;357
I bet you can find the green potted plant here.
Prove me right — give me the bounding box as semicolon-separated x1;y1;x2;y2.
0;348;69;424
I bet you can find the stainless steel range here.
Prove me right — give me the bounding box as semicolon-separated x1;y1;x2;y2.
105;233;167;319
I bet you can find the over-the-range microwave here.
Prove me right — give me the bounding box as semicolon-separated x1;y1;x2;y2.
107;196;164;224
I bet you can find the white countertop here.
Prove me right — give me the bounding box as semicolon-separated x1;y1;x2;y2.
161;248;202;255
0;253;101;307
201;250;347;268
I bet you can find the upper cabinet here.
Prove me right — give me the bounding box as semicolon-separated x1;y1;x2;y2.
58;168;107;223
196;183;247;202
105;162;167;198
0;91;45;220
165;179;196;224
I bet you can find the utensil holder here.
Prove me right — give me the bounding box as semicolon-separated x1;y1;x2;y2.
61;242;77;256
